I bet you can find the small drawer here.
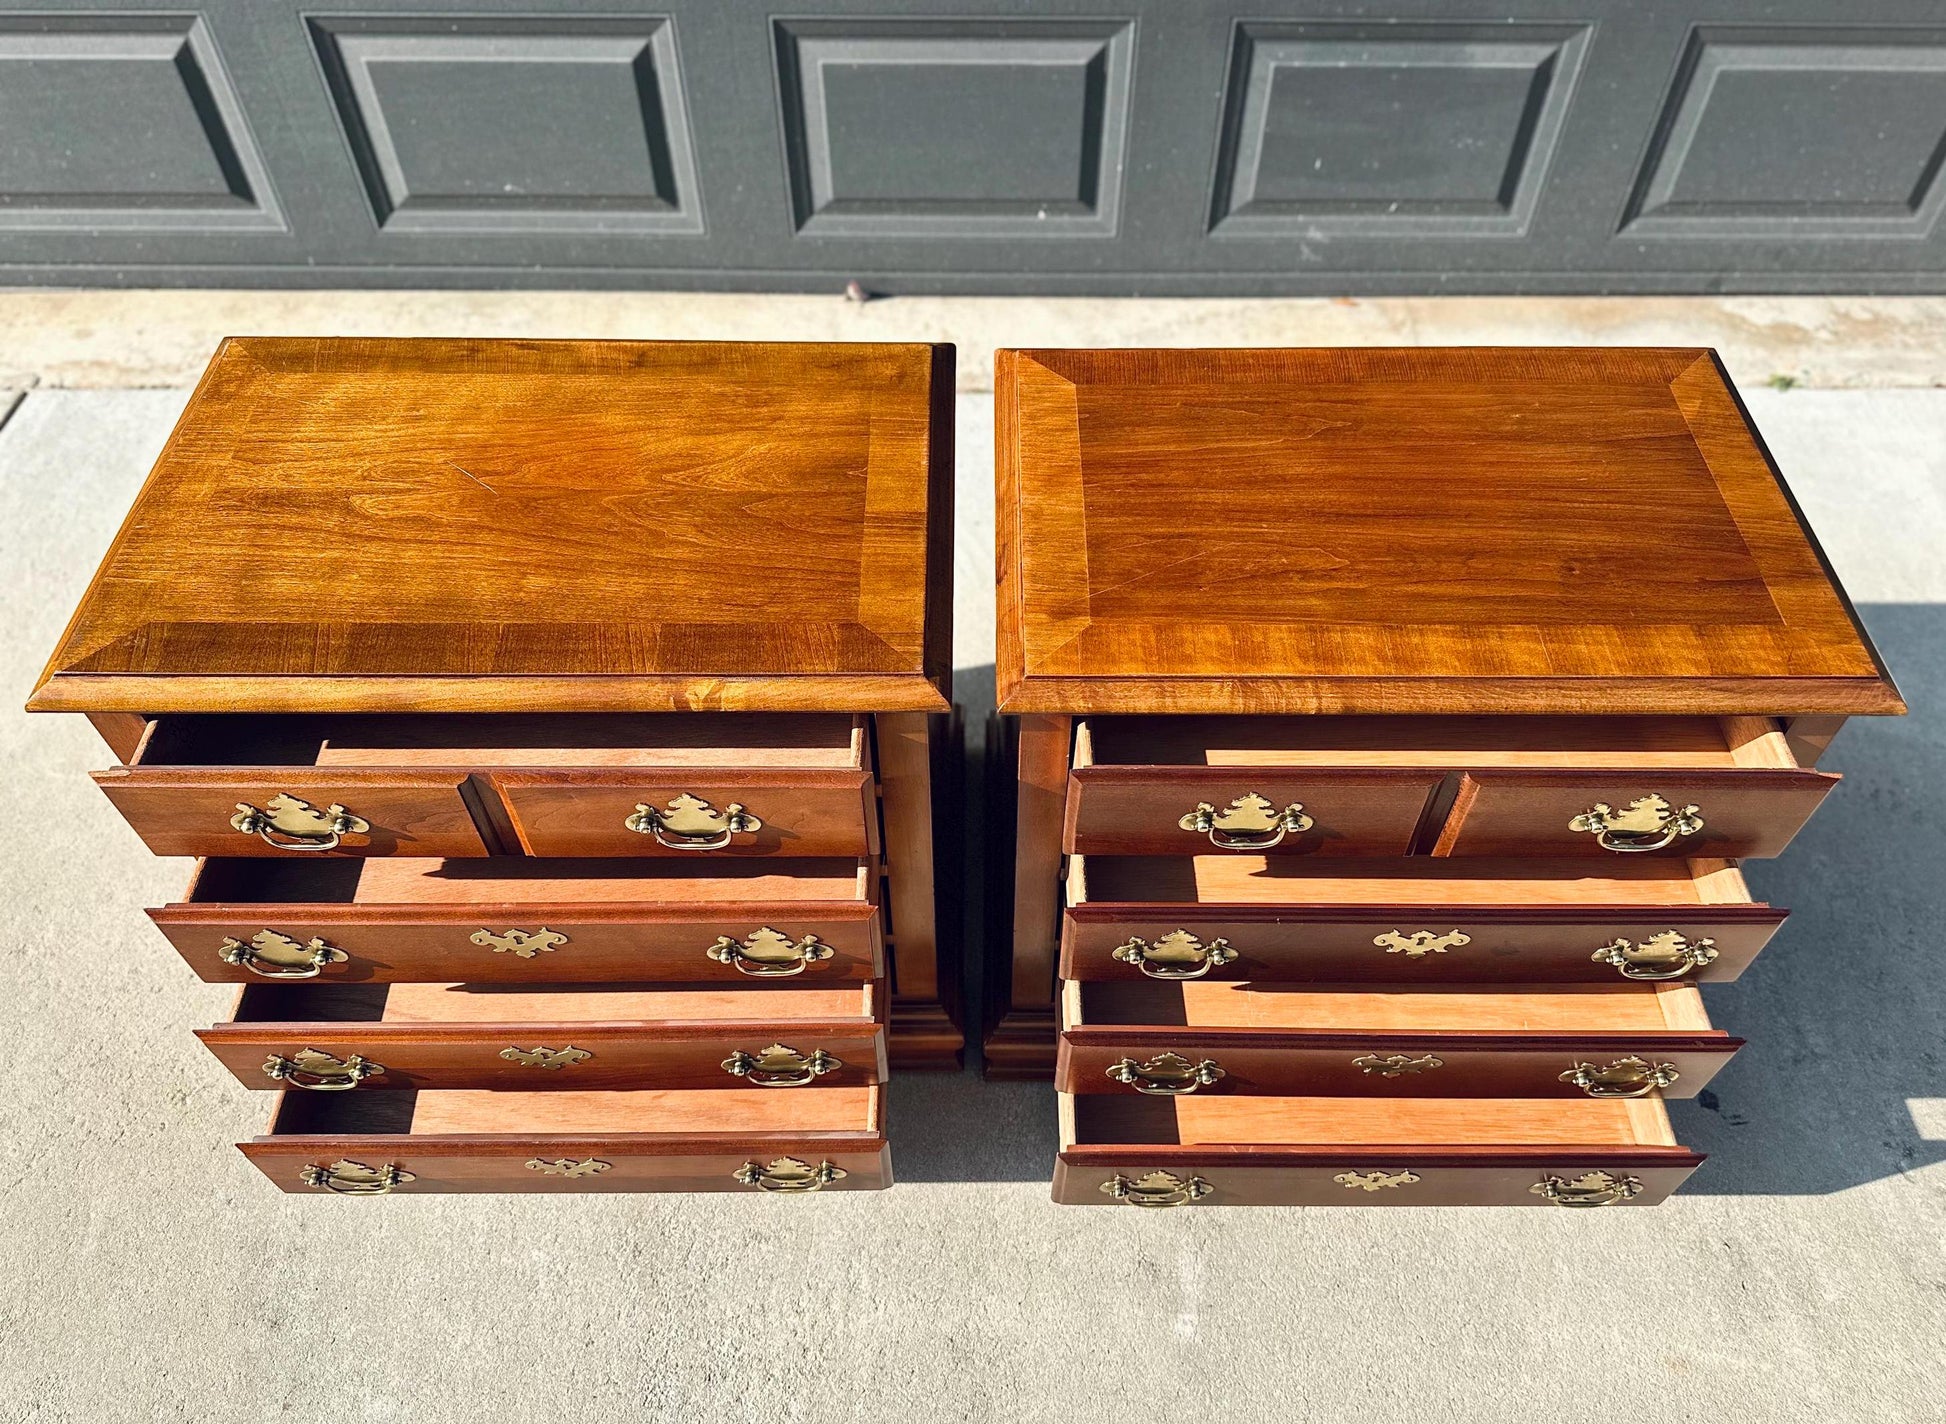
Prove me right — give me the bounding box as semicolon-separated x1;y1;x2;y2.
1055;1094;1700;1207
243;1087;889;1194
1056;979;1738;1099
93;712;874;860
150;857;881;985
1067;715;1835;859
198;981;886;1091
1062;854;1784;984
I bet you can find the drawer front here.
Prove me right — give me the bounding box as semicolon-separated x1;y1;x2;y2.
492;770;875;858
1066;769;1445;857
1053;1150;1700;1207
93;769;489;859
1061;907;1787;984
245;1139;892;1194
1057;1033;1737;1099
198;1023;888;1091
150;905;883;985
1434;768;1838;859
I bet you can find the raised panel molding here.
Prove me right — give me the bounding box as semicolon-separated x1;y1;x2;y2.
309;16;702;235
773;19;1133;237
0;13;281;232
1623;26;1946;238
1209;21;1589;238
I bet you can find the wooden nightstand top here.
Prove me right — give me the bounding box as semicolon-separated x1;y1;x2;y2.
996;347;1900;717
32;338;953;714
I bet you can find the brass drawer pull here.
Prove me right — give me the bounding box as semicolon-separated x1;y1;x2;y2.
300;1158;414;1195
1335;1169;1421;1192
1568;794;1704;853
1560;1056;1680;1098
1591;931;1719;981
708;927;834;977
734;1156;847;1193
1111;929;1236;980
625;794;761;851
220;930;347;979
1179;793;1313;851
262;1048;383;1091
1099;1170;1212;1208
721;1043;841;1088
471;927;569;960
1530;1171;1644;1208
1106;1052;1226;1096
1352;1052;1443;1077
500;1044;592;1070
526;1157;610;1178
1374;929;1471;959
231;793;369;852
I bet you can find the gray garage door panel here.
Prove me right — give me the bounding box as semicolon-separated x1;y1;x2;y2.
1;0;1942;292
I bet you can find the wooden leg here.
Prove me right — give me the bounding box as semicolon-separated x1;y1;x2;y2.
876;710;964;1070
983;712;1070;1079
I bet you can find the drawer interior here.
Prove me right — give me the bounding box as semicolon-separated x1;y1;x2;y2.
271;1086;883;1138
1063;1093;1677;1149
230;982;875;1024
1070;855;1752;907
1077;715;1797;770
134;713;866;769
1067;980;1709;1033
187;856;875;906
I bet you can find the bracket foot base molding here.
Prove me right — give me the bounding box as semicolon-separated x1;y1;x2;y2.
982;1007;1056;1080
890;999;963;1071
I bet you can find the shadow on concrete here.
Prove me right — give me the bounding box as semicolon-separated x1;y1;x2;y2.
899;610;1944;1190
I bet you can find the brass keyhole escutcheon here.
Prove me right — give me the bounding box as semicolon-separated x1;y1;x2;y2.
220;929;348;979
471;927;569;960
300;1159;414;1195
708;927;835;978
1352;1052;1444;1077
1591;930;1719;981
1530;1171;1644;1208
500;1044;592;1070
734;1157;847;1193
721;1043;841;1088
1560;1056;1680;1099
1179;793;1313;851
1334;1169;1421;1192
1099;1170;1213;1208
526;1157;610;1178
230;793;369;852
1111;929;1236;980
1374;929;1471;959
625;794;761;851
1105;1052;1227;1096
1568;794;1704;853
262;1048;384;1091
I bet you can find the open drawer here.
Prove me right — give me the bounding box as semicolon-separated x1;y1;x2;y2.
198;981;886;1091
245;1087;890;1194
1057;979;1737;1099
94;713;876;859
1062;854;1784;984
151;857;881;985
1055;1094;1701;1207
1066;715;1836;859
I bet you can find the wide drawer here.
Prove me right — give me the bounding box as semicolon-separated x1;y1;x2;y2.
198;981;886;1091
1055;1094;1701;1207
151;857;882;985
245;1087;890;1194
1063;855;1784;984
1068;715;1834;859
1057;980;1737;1098
95;713;874;859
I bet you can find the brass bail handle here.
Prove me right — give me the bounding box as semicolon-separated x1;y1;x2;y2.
1591;931;1719;981
1530;1171;1644;1208
1099;1170;1213;1208
230;794;370;852
1560;1057;1681;1099
707;928;834;978
301;1159;414;1195
1111;929;1236;981
1568;794;1704;854
220;930;348;980
1106;1053;1227;1096
1179;793;1313;852
733;1157;847;1193
625;793;762;851
262;1049;384;1091
721;1044;841;1088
